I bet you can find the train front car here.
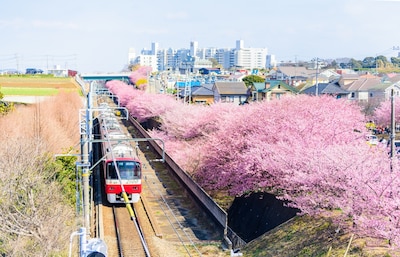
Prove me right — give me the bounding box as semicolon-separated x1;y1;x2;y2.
99;105;142;204
104;142;142;204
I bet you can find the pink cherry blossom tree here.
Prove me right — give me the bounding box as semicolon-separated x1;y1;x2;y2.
191;95;400;246
129;66;152;90
106;79;180;122
106;80;142;106
373;97;400;126
196;95;367;194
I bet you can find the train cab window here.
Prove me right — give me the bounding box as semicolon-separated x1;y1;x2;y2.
107;161;140;179
119;165;133;179
107;163;118;179
133;163;141;178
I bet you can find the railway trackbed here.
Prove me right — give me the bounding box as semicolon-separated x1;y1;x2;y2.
102;204;148;257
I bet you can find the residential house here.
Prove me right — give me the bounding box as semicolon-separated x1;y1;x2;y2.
250;81;299;101
301;80;350;99
251;82;266;101
342;76;384;103
270;66;316;87
334;73;400;104
338;73;360;88
319;69;341;82
191;83;215;105
308;73;330;87
213;81;249;104
381;73;400;83
362;80;400;103
383;82;400;101
369;73;400;101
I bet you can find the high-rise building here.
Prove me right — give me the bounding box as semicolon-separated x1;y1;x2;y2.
190;41;198;57
233;40;268;69
151;42;159;55
236;39;244;50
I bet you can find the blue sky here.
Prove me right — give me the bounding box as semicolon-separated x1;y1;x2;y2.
1;0;400;73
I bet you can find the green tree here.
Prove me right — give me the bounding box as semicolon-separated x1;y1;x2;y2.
326;60;338;69
391;56;400;67
362;57;376;68
242;75;265;87
0;88;14;115
349;58;363;70
376;55;390;69
54;150;78;206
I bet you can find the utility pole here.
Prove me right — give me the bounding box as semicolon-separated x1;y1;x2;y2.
390;88;396;159
79;81;93;234
15;53;19;73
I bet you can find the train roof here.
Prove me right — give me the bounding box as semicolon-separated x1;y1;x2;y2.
105;132;128;140
99;103;139;160
105;142;135;158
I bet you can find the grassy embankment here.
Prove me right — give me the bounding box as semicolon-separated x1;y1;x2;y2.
241;214;399;257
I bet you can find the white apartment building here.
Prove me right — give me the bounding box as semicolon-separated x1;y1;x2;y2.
131;54;158;72
233;40;268;69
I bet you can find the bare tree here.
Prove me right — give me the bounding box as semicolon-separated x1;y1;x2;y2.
0;92;83;256
0;138;75;256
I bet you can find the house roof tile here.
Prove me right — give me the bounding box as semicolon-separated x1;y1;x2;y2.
301;82;349;95
192;83;214;96
214;82;248;95
343;77;382;91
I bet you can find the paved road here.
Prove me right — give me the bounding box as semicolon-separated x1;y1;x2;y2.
3;96;49;103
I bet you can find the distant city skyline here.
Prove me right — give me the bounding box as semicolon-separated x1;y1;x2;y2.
1;0;400;73
129;39;274;72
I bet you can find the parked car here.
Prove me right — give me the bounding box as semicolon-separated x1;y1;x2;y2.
366;134;378;146
25;68;43;74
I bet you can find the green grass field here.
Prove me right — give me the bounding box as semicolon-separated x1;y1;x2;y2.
1;87;70;96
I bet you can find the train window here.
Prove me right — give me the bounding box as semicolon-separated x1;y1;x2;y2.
107;161;140;179
107;163;118;179
134;162;141;178
119;163;133;179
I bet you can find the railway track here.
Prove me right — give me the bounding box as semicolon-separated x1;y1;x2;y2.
101;204;146;256
91;105;151;257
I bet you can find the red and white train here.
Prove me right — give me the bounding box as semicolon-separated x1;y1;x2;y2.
98;103;142;204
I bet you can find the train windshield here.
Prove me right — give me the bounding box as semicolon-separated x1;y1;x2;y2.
107;161;141;179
